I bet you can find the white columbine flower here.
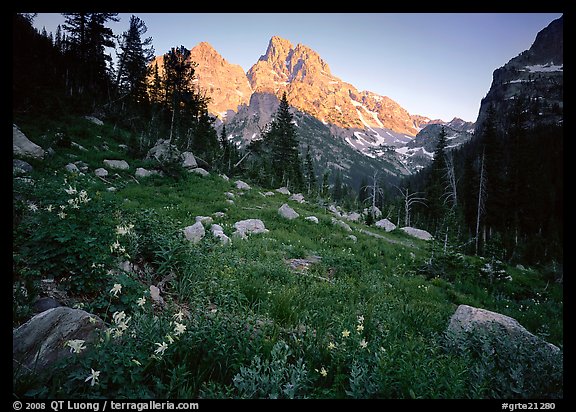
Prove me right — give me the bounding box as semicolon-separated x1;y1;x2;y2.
110;283;122;297
137;297;146;307
57;211;67;219
173;311;184;322
154;342;168;356
28;203;38;212
64;185;77;195
84;369;100;386
174;322;186;336
359;339;368;349
46;204;54;212
66;339;86;354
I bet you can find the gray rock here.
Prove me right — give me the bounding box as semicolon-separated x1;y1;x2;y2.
64;163;80;173
94;168;109;177
135;167;159;178
13;159;33;175
183;221;205;244
233;219;268;238
363;206;382;219
446;304;562;395
225;192;235;199
211;224;231;245
13;307;104;379
195;216;213;225
146;139;180;163
103;159;129;170
219;174;230;181
181;152;198;169
331;218;352;232
278;203;299;220
400;226;433;241
235;180;251;190
32;297;61;314
13;124;45;159
347;234;358;243
305;216;319;224
345;212;361;222
276;187;291;195
191;167;209;177
375;218;397;232
328;204;342;218
289;193;305;203
262;191;275;197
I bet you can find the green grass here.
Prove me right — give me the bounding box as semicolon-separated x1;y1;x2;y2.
13;115;563;399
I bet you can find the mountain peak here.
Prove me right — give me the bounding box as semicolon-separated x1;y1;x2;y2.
261;36;293;62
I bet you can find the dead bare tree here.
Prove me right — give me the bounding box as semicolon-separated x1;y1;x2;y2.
395;185;427;227
475;148;487;255
443;152;459;210
363;170;384;221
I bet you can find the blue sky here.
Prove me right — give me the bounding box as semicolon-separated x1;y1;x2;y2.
32;13;562;122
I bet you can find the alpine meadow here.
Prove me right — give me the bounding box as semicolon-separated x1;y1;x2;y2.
13;13;563;400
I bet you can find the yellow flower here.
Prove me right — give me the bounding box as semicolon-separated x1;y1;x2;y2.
320;367;328;377
356;324;364;332
342;329;350;338
173;311;185;322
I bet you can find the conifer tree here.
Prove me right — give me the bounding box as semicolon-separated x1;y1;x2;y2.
304;145;317;196
266;92;303;189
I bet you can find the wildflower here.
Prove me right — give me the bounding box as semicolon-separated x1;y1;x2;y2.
327;342;336;350
173;311;185;322
320;367;328;377
84;369;100;386
112;328;124;338
66;339;86;354
64;185;77;195
112;311;126;324
110;240;121;253
154;342;168;356
28;203;38;212
356;324;364;332
137;297;146;307
57;211;67;219
342;329;350;338
110;283;122;297
166;334;175;344
88;316;97;324
174;322;186;336
116;225;131;236
357;315;364;324
359;339;368;349
46;204;54;212
132;359;141;366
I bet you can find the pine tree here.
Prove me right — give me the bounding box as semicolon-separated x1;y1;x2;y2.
116;15;154;109
304;145;317;196
426;126;450;233
266;92;303;189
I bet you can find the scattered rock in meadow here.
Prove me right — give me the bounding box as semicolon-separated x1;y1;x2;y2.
13;159;33;175
64;163;80;173
233;219;268;239
13;124;45;159
278;203;299;220
191;167;209;177
183;221;205;244
289;193;305;203
94;167;108;177
400;226;433;241
103;159;129;170
181;152;198;169
235;180;251;190
13;307;104;380
375;218;396;232
305;216;319;224
331;217;352;232
276;187;291;195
